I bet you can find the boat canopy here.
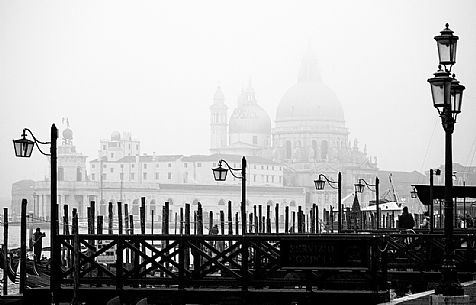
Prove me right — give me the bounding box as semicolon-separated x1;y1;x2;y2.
413;185;476;205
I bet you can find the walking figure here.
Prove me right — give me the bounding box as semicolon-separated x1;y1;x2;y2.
398;206;415;230
32;228;46;263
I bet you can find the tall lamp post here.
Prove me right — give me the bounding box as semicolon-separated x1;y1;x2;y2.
314;172;342;233
213;156;247;234
355;177;379;230
427;23;465;296
13;124;59;301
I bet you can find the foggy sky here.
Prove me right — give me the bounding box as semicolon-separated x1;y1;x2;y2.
1;0;476;201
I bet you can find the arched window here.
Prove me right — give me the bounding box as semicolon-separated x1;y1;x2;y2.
290;200;296;207
321;140;329;160
218;199;225;206
312;140;318;159
267;200;274;206
167;198;174;205
58;167;64;181
132;199;139;215
76;167;82;181
192;199;199;205
285;141;292;159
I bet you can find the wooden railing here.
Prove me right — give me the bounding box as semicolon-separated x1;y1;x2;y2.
383;231;476;272
55;234;388;292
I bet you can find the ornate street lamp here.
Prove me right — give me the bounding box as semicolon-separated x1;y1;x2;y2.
428;24;465;297
13;124;59;301
410;186;418;199
314;172;342;233
213;156;247;234
434;23;459;71
354;177;380;230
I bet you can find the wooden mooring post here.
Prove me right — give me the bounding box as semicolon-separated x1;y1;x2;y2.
20;199;27;294
3;207;8;296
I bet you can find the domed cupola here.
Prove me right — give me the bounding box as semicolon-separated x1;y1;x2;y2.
276;50;345;124
229;83;271;134
111;131;121;141
62;127;73;142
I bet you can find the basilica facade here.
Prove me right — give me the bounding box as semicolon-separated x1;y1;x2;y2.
209;50;378;207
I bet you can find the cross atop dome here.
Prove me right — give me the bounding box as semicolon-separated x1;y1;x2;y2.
298;46;322;83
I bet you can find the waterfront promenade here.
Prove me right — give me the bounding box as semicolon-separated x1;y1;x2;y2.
380;279;476;305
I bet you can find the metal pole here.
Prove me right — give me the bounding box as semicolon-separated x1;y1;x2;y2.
430;169;434;233
50;124;59;302
435;109;462;296
337;172;342;233
241;156;247;235
376;177;380;230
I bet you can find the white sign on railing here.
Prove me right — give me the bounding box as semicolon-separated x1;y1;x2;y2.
96;241;116;264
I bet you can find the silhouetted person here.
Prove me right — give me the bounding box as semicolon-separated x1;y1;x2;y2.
32;228;46;263
210;224;219;235
466;214;474;228
398;206;415;229
420;211;430;229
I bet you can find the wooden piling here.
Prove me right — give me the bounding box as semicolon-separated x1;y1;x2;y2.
180;208;184;235
197;202;203;235
266;205;271;233
209;211;213;233
108;202;114;234
184;203;190;270
63;204;69;268
228;201;232;235
285;206;289;234
249;213;253;233
292;211;296;234
20;199;27;294
97;215;103;234
3;207;8;296
316;206;320;234
275;204;279;233
117;202;123;235
151;209;154;235
297;206;302;233
124;204;130;263
253;206;256;233
235;212;239;235
72;209;79;305
141;197;146;234
258;205;262;233
220;210;225;235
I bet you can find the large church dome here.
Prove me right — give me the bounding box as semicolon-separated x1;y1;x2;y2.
276;82;344;123
229;85;271;134
276;50;345;123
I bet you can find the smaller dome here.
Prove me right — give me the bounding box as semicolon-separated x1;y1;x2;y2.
62;128;73;140
111;131;121;141
229;104;271;134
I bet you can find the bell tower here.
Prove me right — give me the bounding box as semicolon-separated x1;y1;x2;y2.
210;86;228;153
57;118;88;182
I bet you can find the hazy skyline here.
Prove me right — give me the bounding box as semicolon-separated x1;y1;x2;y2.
1;1;476;200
